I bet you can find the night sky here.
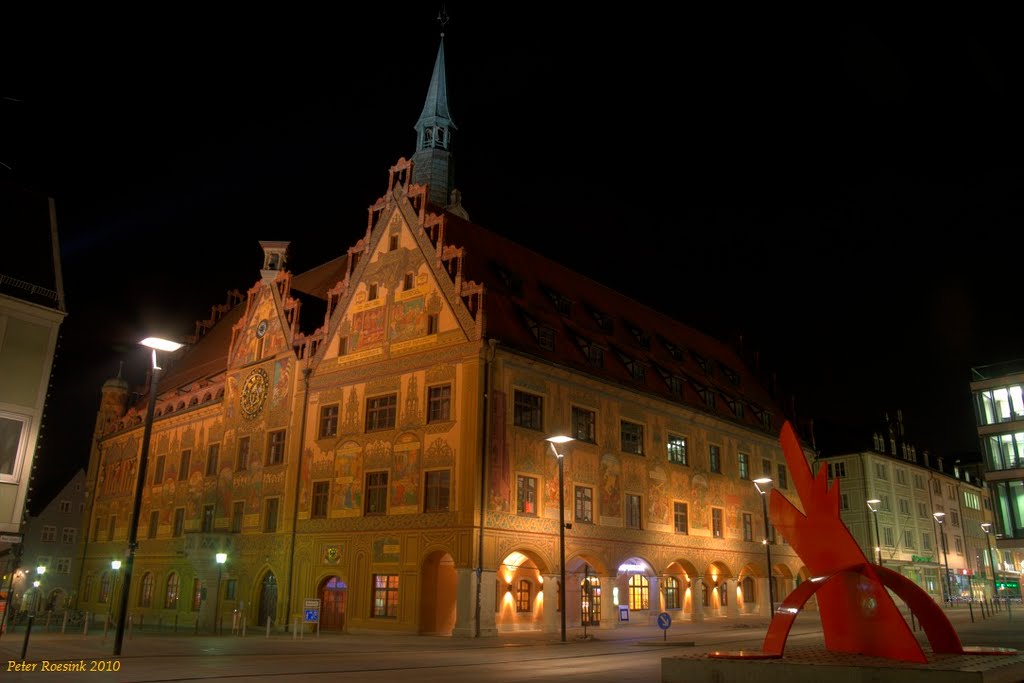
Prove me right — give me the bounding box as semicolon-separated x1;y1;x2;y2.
5;9;1022;513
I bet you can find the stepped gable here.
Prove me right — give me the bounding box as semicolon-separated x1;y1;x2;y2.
436;207;783;430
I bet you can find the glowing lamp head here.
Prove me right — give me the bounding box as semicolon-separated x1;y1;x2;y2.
216;553;227;564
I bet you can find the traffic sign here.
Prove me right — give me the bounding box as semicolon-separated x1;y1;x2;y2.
657;612;672;630
304;609;319;623
0;533;23;544
303;598;321;623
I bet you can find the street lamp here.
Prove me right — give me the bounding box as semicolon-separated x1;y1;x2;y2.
215;552;227;635
933;512;952;602
866;499;883;566
982;522;999;601
21;565;45;660
753;478;775;619
547;435;574;643
108;560;121;628
113;336;183;656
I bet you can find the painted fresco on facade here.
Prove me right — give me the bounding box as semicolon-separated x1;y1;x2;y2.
600;454;621;517
690;471;710;528
488;390;510;512
232;289;276;366
350;304;386;351
391;436;421;514
374;537;401;563
272;358;291;409
648;466;670;525
334;441;362;514
389;295;425;342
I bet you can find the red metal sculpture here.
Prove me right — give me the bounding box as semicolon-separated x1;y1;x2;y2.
711;421;1011;662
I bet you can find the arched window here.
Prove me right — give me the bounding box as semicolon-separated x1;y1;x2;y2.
165;572;180;608
139;572;154;607
516;580;531;612
628;575;649;610
742;576;755;603
719;582;728;606
664;576;679;609
98;572;111;604
701;582;709;607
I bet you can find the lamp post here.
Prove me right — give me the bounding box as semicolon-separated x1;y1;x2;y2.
21;565;45;660
215;553;227;635
108;560;121;628
866;499;883;566
753;478;775;619
933;512;952;602
982;522;999;600
547;435;574;643
0;542;22;638
113;336;183;656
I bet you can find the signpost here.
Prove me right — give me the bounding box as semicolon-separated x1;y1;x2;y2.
657;611;672;641
303;598;321;638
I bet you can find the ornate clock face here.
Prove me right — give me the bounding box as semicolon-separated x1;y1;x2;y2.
256;319;269;339
240;368;269;419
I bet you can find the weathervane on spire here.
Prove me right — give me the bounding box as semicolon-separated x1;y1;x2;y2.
437;6;450;37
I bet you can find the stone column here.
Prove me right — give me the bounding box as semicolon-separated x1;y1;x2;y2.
474;568;497;637
690;578;704;623
600;576;620;628
759;577;771;617
725;578;740;617
646;575;660;623
542;574;559;633
452;567;476;637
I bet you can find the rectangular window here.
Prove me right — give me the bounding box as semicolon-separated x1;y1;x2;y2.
742;512;753;541
833;462;847;478
41;525;56;542
674;502;689;534
108;515;116;541
365;471;388;515
368;283;379;300
762;458;772;476
56;557;71;574
883;526;894;546
620;421;644;455
427;385;451;423
517;475;538;515
264;498;280;532
312;481;330;519
372;574;399;618
196;504;212;533
179;450;191;480
516;580;532;612
712;508;723;538
61;527;76;544
954;536;963;554
575;486;593;523
881;495;891;511
153;455;166;484
898;498;910;515
225;579;238;601
319;404;339;438
366;394;398;431
148;511;159;539
840;493;849;510
709;445;721;473
513;390;543;431
914;474;924;489
0;413;26;478
947;484;956;500
738;453;749;480
59;500;71;513
572;406;596;443
173;508;185;537
389;235;399;251
424;470;451;512
896;469;907;485
951;510;960;527
876;463;888;480
932;479;941;494
904;530;915;548
625;493;642;529
206;444;220;477
667;435;688;465
236;437;250;472
777;463;788;489
963;491;981;510
918;502;928;518
426;314;439;335
402;272;414;290
266;430;286;465
231;501;244;533
922;533;932;551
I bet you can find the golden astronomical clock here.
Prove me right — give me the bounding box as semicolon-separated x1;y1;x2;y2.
240;368;269;419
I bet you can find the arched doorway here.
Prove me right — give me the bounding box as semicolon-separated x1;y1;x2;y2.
419;551;457;635
258;571;277;627
318;576;347;631
46;588;66;612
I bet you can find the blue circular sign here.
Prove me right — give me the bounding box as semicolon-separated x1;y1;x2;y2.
657;612;671;630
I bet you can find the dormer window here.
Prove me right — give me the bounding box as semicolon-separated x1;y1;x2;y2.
574;335;604;368
368;283;379;301
541;285;573;317
655;365;684;396
491;263;523;297
626;323;651;349
721;365;740;387
727;397;745;418
615;348;646;383
692;352;713;376
523;312;555;351
587;306;614;334
659;337;685;362
693;383;715;408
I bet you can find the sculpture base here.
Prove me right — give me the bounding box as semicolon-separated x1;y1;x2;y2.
665;645;1023;683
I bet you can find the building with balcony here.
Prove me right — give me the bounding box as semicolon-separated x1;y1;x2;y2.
76;35;814;636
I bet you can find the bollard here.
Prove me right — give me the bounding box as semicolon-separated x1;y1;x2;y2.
266;616;271;638
293;617;298;640
62;610;69;634
1008;598;1012;621
45;611;51;631
102;615;110;641
83;611;89;636
981;600;987;619
969;602;975;623
242;613;247;638
139;614;144;631
195;617;199;635
158;615;163;631
129;614;133;640
174;613;178;633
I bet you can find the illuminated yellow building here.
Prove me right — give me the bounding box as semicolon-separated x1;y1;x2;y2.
77;37;812;636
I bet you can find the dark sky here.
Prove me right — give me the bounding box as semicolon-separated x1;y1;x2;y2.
5;9;1023;512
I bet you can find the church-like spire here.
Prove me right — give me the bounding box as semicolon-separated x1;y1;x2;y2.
412;11;458;209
